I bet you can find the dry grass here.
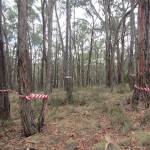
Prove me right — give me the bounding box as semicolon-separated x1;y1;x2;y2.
0;85;150;150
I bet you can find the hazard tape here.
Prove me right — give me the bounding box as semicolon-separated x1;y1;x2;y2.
0;89;48;99
65;76;72;79
0;89;9;92
27;94;48;99
129;73;136;77
134;84;150;92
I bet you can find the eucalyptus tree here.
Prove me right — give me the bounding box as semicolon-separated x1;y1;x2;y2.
103;0;114;88
88;0;137;87
85;9;95;86
36;0;56;129
64;0;73;101
17;0;38;136
17;0;48;136
3;3;18;90
46;0;56;93
40;0;47;90
0;0;10;120
128;0;136;90
131;0;150;109
27;1;41;90
55;1;65;88
73;19;90;87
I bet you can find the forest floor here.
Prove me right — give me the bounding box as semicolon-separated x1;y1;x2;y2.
0;85;150;150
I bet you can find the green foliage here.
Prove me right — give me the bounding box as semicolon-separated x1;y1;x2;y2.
67;94;76;105
136;132;150;149
107;105;131;133
32;99;43;117
49;97;66;107
73;86;109;106
116;85;130;94
119;137;131;147
93;98;131;134
133;131;150;149
124;71;129;83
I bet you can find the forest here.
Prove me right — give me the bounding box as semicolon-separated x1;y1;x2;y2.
0;0;150;149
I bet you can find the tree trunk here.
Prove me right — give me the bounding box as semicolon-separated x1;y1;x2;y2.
81;41;85;87
64;0;72;101
86;27;94;86
120;18;126;84
103;0;112;88
54;37;59;88
2;14;11;89
128;0;136;90
46;0;55;93
131;0;150;109
0;0;10;120
38;0;56;129
77;53;81;87
55;3;65;88
40;0;47;90
12;46;18;90
17;0;38;136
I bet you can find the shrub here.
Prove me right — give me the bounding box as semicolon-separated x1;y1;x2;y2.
107;105;131;134
50;97;66;107
116;85;130;94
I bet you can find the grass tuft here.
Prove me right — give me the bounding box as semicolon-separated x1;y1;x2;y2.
107;105;131;134
141;108;150;124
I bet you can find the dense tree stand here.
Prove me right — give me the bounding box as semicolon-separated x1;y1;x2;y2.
131;0;150;109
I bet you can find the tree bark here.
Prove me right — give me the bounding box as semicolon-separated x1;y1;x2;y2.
38;0;56;129
103;0;112;88
81;41;85;87
55;3;65;88
40;0;47;90
131;0;150;109
128;0;136;90
120;18;126;84
17;0;38;136
86;27;94;86
0;0;10;120
46;0;55;93
64;0;73;101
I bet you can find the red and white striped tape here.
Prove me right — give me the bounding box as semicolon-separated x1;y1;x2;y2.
28;94;48;99
0;89;9;92
65;76;72;79
0;89;48;99
134;84;150;92
129;73;136;77
20;93;48;100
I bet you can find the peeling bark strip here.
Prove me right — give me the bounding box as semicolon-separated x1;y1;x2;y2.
131;0;150;109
